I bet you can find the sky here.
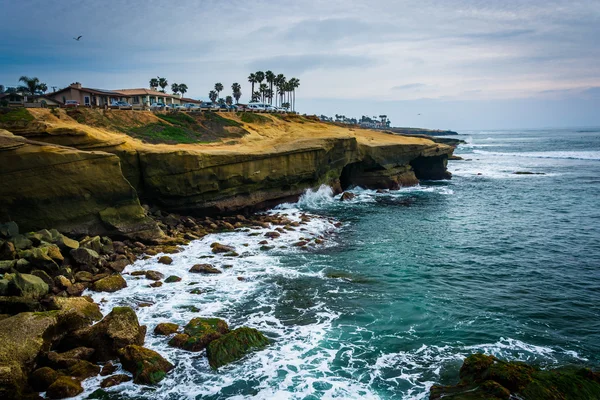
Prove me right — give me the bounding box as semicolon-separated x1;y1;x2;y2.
1;0;599;130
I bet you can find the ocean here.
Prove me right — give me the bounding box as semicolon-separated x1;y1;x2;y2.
85;128;600;399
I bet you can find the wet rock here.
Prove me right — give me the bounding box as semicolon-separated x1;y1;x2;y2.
340;192;355;201
130;271;146;276
154;323;179;336
145;270;164;281
260;245;275;251
30;269;54;290
429;353;600;400
100;374;132;388
0;260;15;274
70;248;100;269
54;275;72;290
67;360;101;379
54;235;79;252
206;327;269;369
258;240;268;245
0;241;16;260
99;361;117;376
30;366;61;392
3;272;49;299
17;247;58;272
210;243;235;254
0;296;42;314
164;275;181;283
73;271;93;283
46;376;83;399
46;347;95;369
91;274;127;292
62;306;146;361
189;264;221;274
0;222;19;239
189;288;203;295
264;232;280;239
118;345;174;385
169;318;229;352
293;241;308;247
157;256;173;265
66;283;86;297
149;281;163;288
43;244;64;263
237;276;246;281
223;251;239;257
107;258;129;273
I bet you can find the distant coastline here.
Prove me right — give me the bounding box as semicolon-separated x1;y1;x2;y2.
388;127;458;136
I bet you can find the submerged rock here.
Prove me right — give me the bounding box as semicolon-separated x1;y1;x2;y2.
118;345;173;385
340;192;356;201
164;275;181;283
157;256;173;265
100;374;132;388
206;327;269;369
430;353;600;400
189;264;221;274
144;270;164;281
210;243;235;254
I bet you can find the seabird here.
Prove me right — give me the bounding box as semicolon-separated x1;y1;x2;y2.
73;36;83;41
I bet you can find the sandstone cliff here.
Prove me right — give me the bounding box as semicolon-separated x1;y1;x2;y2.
0;109;454;235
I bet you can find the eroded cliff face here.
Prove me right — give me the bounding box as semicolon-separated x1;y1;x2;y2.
0;109;453;232
0;129;162;240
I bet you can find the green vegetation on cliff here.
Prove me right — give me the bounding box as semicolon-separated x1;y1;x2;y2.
0;108;34;123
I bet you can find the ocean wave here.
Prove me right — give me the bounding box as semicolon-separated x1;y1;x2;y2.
472;149;600;161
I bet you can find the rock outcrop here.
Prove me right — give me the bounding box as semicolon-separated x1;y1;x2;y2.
429;353;600;400
0;129;162;241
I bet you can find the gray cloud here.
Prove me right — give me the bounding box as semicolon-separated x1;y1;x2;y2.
248;54;375;74
391;83;427;91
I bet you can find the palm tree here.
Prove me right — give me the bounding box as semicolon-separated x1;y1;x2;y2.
217;98;226;106
247;73;257;100
252;91;261;102
277;83;286;107
18;76;43;95
38;83;48;94
255;71;265;87
171;83;180;95
0;85;4;93
149;78;159;91
231;82;242;104
259;83;268;103
289;78;300;112
225;96;233;106
274;74;286;106
178;84;188;97
209;90;218;103
214;83;223;100
157;77;168;93
265;70;275;104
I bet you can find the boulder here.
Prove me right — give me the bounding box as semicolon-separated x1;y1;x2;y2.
69;247;100;269
169;318;229;352
154;323;179;336
430;353;600;400
206;327;269;369
164;275;181;283
145;270;164;281
100;374;132;388
117;345;174;385
158;256;173;265
264;232;280;239
46;376;83;399
73;271;93;283
67;359;101;379
0;241;16;260
54;275;72;290
54;235;79;252
99;361;117;376
29;366;61;392
91;274;127;292
0;296;42;315
0;222;18;239
62;306;146;361
30;269;54;290
340;191;356;201
42;244;64;262
107;258;129;273
17;247;58;272
80;236;103;254
3;273;49;299
189;264;221;274
149;281;162;288
46;347;95;369
210;242;235;253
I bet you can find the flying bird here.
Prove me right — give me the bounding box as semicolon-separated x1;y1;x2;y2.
417;113;421;115
73;35;82;41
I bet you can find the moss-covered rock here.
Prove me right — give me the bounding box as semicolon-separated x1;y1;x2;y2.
144;270;164;281
189;264;221;274
91;274;127;292
157;256;172;265
3;272;49;299
206;327;269;369
29;366;61;392
117;345;173;385
66;359;100;379
69;247;100;269
430;353;600;400
154;323;179;336
62;306;145;361
46;375;83;399
49;297;102;325
164;275;181;283
46;347;95;369
168;318;229;352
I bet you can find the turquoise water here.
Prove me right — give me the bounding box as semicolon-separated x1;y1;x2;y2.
85;129;600;399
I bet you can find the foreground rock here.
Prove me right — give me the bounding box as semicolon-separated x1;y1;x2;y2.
118;345;174;385
169;318;229;352
429;353;600;400
206;327;269;369
61;306;146;361
46;376;83;399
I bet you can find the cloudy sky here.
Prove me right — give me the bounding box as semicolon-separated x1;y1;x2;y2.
2;0;599;129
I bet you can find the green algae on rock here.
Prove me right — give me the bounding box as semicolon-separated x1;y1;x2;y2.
206;327;270;369
169;317;229;352
117;345;173;385
429;353;600;400
91;274;127;292
46;375;83;399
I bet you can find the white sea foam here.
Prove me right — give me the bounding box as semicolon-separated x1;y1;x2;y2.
473;149;600;161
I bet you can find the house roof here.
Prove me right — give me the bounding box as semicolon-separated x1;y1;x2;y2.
50;85;122;97
113;88;178;98
180;97;202;104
